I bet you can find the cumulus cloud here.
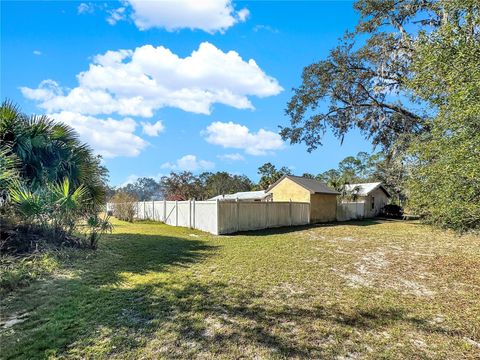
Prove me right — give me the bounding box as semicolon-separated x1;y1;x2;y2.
203;121;284;155
218;153;245;161
125;0;249;33
50;111;147;158
21;42;282;117
161;155;214;172
141;120;165;136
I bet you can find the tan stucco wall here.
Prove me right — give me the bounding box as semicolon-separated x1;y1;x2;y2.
268;178;337;223
310;193;337;223
268;178;310;202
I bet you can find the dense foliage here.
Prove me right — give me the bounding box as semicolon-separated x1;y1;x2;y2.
406;0;480;231
316;152;407;204
0;102;111;251
282;0;438;151
256;162;292;190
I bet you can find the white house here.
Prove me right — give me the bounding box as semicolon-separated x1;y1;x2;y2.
343;182;391;217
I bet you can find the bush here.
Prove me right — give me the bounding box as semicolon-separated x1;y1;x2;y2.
1;102;111;252
111;192;137;222
380;204;404;218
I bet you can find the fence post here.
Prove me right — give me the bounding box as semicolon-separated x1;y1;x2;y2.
152;200;155;220
289;199;292;226
143;200;146;220
216;199;220;235
188;199;192;228
163;199;167;222
236;198;240;232
192;199;196;229
265;200;269;229
175;200;178;226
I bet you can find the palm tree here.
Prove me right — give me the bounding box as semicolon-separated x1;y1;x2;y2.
0;101;107;210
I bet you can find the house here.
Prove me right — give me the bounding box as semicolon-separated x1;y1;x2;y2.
343;182;391;217
209;190;272;202
267;175;340;223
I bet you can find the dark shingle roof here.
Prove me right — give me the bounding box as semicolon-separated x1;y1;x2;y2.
267;175;340;195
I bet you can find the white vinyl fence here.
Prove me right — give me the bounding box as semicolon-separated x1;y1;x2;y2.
108;200;310;235
336;202;365;221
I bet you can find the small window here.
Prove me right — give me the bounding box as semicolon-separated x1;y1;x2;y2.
371;197;375;210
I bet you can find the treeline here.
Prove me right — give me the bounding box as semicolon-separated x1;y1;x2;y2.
111;151;402;203
111;171;254;202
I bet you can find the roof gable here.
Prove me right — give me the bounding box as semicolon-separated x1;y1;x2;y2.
344;182;391;197
267;175;340;195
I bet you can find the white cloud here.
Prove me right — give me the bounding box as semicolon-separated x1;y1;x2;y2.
33;50;42;56
21;42;282;117
106;6;126;25
117;173;166;187
141;120;165;136
125;0;249;33
21;80;62;101
120;174;141;187
203;121;284;155
119;173;164;187
78;2;94;14
218;153;245;161
161;155;214;172
253;25;279;34
50;111;147;158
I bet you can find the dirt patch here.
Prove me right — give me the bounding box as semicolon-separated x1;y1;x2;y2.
333;249;435;297
1;312;30;329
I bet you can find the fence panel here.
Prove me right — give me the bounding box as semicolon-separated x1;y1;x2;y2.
291;202;311;225
217;202;237;234
193;201;218;234
177;202;190;227
217;201;310;234
336;202;365;221
109;200;310;235
152;201;163;221
267;202;290;227
237;202;268;232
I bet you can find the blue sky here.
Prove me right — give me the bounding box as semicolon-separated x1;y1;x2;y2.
1;0;374;186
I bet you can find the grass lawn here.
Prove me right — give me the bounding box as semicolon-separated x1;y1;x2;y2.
1;219;479;359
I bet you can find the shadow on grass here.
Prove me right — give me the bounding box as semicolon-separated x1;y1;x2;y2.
2;231;461;359
232;218;385;237
1;232;218;359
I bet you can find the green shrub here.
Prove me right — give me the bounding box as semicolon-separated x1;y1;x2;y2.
1;102;112;251
380;204;403;218
111;192;137;222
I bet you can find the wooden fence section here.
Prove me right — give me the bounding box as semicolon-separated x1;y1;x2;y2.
336;202;365;221
111;200;310;235
217;201;310;234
